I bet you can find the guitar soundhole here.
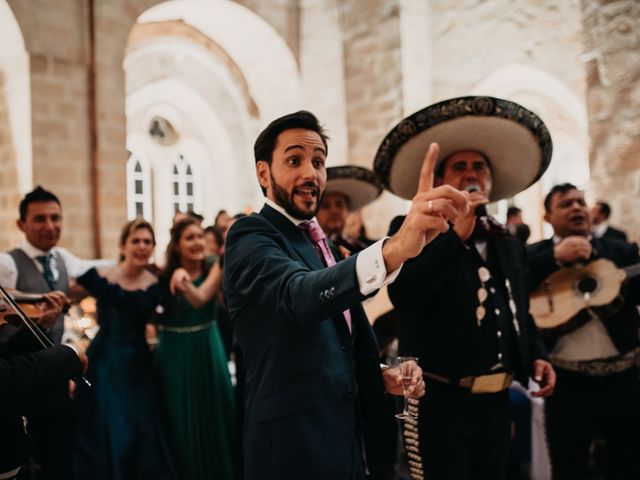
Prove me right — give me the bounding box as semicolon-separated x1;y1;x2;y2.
575;275;599;300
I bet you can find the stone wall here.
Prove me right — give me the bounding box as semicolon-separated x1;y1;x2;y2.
0;73;21;250
1;0;637;254
8;0;96;257
581;0;640;244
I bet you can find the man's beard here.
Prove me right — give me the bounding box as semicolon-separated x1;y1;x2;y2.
271;176;323;220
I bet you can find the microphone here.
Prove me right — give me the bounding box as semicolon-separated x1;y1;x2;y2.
464;184;488;217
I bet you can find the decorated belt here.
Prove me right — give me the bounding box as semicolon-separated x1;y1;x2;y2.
550;347;640;377
424;371;513;394
157;320;215;334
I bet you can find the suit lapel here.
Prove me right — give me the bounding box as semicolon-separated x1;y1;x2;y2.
260;204;356;342
259;204;324;270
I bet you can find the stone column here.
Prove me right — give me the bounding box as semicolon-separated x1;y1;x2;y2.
581;0;640;244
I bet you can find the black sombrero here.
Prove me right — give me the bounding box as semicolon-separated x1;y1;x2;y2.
325;166;383;210
373;96;553;201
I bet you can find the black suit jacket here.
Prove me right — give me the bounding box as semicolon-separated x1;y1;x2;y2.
224;205;390;480
602;225;628;243
389;227;546;386
527;236;640;353
0;324;82;473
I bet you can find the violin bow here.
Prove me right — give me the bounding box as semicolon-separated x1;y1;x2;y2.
0;283;92;387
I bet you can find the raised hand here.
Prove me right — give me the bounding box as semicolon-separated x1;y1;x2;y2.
170;268;192;294
454;190;489;241
382;143;470;272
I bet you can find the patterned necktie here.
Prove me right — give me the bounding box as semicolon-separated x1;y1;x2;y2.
36;254;56;290
300;220;352;334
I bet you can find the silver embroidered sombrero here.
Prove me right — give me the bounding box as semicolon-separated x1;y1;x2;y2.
325;166;383;210
373;96;553;201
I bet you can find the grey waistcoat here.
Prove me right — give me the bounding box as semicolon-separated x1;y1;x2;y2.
9;249;69;345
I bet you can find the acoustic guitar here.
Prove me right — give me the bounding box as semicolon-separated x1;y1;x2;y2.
530;258;640;333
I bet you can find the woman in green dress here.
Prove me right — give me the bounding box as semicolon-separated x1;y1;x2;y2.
156;217;235;479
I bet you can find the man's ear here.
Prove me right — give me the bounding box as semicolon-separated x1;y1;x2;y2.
543;211;551;224
16;219;26;233
256;160;270;191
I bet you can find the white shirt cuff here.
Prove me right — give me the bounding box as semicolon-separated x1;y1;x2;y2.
355;237;403;296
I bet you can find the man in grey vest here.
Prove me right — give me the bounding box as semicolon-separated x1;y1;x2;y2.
0;186;110;480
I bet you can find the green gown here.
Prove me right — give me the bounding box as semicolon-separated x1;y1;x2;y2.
155;273;235;479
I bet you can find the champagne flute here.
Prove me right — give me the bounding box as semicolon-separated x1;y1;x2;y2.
395;355;419;420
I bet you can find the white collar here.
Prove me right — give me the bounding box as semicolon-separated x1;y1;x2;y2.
593;222;608;238
264;198;318;227
19;239;54;259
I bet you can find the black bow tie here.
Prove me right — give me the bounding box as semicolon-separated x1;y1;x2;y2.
471;216;510;242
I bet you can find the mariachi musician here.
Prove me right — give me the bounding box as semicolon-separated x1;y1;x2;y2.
375;96;556;480
316;165;382;254
527;183;640;479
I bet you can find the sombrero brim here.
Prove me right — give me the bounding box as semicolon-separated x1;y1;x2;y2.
325;166;383;211
373;96;553;201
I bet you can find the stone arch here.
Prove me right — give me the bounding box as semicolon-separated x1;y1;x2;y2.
126;76;259;252
136;0;302;124
0;0;30;249
122;0;304;253
472;63;589;240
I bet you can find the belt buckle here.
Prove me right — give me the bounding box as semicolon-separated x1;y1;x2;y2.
470;372;512;394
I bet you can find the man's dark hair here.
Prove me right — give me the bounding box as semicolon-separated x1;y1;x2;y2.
596;201;611;219
507;206;522;219
435;150;492;179
254;110;329;166
19;186;61;221
543;183;577;212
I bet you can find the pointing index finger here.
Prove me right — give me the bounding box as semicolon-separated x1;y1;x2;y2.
417;143;439;193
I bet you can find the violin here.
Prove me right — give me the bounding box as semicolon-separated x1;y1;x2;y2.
0;284;91;387
0;291;71;326
1;292;47;322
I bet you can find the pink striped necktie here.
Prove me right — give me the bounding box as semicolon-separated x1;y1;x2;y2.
300;220;352;334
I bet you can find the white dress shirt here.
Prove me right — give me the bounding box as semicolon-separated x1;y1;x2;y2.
0;239;114;289
264;198;402;296
592;221;608;239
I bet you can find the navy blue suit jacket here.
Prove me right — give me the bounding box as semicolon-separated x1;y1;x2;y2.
224;205;390;480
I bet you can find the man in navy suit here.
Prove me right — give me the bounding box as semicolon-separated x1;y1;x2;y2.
224;111;469;479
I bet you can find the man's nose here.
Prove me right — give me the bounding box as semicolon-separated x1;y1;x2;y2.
301;160;319;179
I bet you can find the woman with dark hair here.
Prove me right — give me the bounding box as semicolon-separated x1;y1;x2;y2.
73;219;174;479
156;217;234;479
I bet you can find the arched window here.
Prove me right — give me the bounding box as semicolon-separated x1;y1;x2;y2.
171;154;196;213
126;152;153;220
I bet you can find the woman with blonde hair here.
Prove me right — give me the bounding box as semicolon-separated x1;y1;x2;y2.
73;219;174;479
